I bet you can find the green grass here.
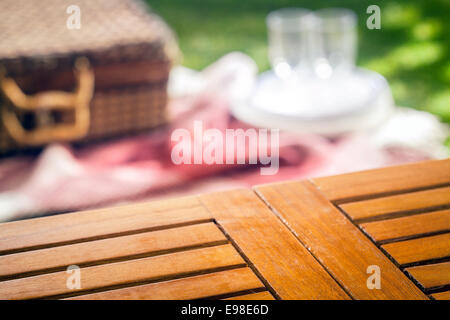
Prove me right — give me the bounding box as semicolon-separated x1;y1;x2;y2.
147;0;450;123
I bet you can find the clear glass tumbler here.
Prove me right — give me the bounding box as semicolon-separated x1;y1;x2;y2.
266;8;313;80
310;8;357;79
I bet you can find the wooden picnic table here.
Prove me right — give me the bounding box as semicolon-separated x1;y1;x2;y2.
0;159;449;300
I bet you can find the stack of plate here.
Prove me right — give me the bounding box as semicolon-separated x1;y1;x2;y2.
231;68;394;136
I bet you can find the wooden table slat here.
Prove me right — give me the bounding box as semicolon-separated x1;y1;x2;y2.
361;209;450;242
255;180;428;300
431;291;450;300
0;196;212;255
382;233;450;265
313;159;450;202
200;189;350;300
0;244;244;300
0;222;227;279
340;186;450;221
1;159;449;300
225;291;275;300
406;262;450;289
68;268;264;300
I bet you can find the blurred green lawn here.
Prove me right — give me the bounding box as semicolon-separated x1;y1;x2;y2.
148;0;450;126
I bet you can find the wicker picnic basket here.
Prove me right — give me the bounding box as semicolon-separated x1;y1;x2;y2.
0;0;178;155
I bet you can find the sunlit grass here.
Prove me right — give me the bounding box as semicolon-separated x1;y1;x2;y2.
382;2;420;29
428;90;450;122
364;41;444;76
411;19;442;41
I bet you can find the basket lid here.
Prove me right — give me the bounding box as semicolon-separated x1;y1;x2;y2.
0;0;178;76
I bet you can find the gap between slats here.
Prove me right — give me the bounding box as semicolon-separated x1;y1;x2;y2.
0;244;246;300
360;210;450;244
254;181;427;300
205;288;269;300
313;158;450;203
337;203;450;296
223;291;275;300
339;186;450;224
212;220;281;300
329;183;450;205
405;262;450;293
66;268;265;300
333;193;440;298
352;205;450;225
0;197;211;255
381;233;450;267
0;222;228;281
51;265;249;300
0;219;272;301
373;230;450;246
0;219;213;256
431;290;450;300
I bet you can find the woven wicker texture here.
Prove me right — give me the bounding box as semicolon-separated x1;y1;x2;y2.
0;0;174;154
0;0;177;76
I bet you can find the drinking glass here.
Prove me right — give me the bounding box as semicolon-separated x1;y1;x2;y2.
310;8;357;79
266;8;313;80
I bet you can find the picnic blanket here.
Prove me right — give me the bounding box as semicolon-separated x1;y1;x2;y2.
0;52;447;221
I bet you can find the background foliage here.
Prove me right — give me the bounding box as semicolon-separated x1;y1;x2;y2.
148;0;450;125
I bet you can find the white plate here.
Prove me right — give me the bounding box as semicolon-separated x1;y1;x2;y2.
231;68;394;135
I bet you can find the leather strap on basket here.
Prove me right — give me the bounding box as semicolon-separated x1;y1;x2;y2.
0;57;94;146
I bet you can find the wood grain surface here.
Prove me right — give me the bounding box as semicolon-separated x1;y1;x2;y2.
0;244;245;299
431;291;450;300
406;262;450;289
382;233;450;265
1;159;448;300
361;209;450;242
0;196;211;254
255;180;427;300
68;268;263;300
0;223;227;280
313;159;450;202
200;189;350;300
225;291;275;300
340;186;450;221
